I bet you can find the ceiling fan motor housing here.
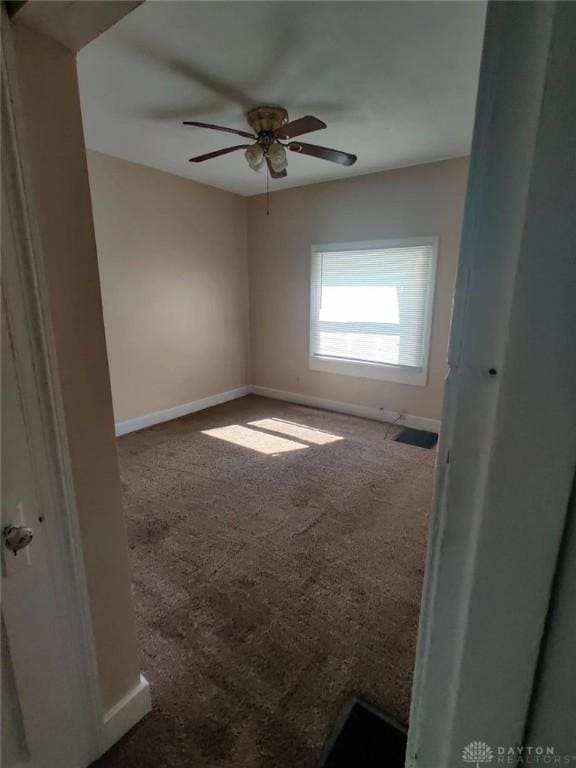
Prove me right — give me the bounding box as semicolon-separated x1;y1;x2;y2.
247;106;289;137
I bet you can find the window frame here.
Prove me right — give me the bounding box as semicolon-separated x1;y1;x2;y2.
309;237;438;386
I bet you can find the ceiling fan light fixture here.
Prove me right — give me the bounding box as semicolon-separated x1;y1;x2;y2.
267;142;287;173
185;108;357;177
245;144;265;172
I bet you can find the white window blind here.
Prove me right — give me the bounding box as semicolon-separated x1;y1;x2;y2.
310;240;436;382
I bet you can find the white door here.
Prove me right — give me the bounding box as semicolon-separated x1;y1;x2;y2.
2;300;43;768
1;41;100;760
1;299;93;768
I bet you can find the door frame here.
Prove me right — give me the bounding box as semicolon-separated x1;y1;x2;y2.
2;10;103;765
407;2;576;765
3;1;576;766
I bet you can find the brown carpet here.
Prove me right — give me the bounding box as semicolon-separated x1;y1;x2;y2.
94;395;434;768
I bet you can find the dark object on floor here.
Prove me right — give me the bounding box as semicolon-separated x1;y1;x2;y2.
394;427;438;449
318;697;407;767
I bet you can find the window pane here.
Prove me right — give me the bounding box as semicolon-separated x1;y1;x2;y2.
318;330;401;365
311;244;434;369
319;286;400;324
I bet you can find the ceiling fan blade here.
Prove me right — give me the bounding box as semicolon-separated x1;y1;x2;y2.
276;115;326;140
189;144;251;163
128;40;256;110
266;157;287;179
183;121;255;140
288;142;357;166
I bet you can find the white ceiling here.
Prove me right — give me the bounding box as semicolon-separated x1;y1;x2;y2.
78;1;486;197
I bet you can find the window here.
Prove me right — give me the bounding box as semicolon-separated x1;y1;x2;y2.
309;238;437;386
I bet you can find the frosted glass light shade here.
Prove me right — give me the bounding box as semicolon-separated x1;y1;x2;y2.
245;144;265;172
267;143;287;172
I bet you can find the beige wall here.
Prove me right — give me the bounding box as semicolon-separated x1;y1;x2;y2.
12;25;140;712
86;150;250;424
247;158;469;421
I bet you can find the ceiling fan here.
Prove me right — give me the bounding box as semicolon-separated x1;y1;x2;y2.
184;106;357;179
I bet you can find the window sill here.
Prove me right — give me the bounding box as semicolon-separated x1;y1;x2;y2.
309;355;428;386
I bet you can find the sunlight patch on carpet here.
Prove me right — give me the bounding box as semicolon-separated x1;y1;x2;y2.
202;424;308;455
248;418;344;445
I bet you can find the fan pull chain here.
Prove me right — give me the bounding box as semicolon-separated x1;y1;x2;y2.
266;162;270;216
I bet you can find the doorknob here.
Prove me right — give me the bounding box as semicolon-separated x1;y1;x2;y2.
3;524;33;555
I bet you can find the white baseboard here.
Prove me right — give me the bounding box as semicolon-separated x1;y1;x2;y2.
115;386;251;436
115;384;440;436
250;385;441;433
100;674;151;755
